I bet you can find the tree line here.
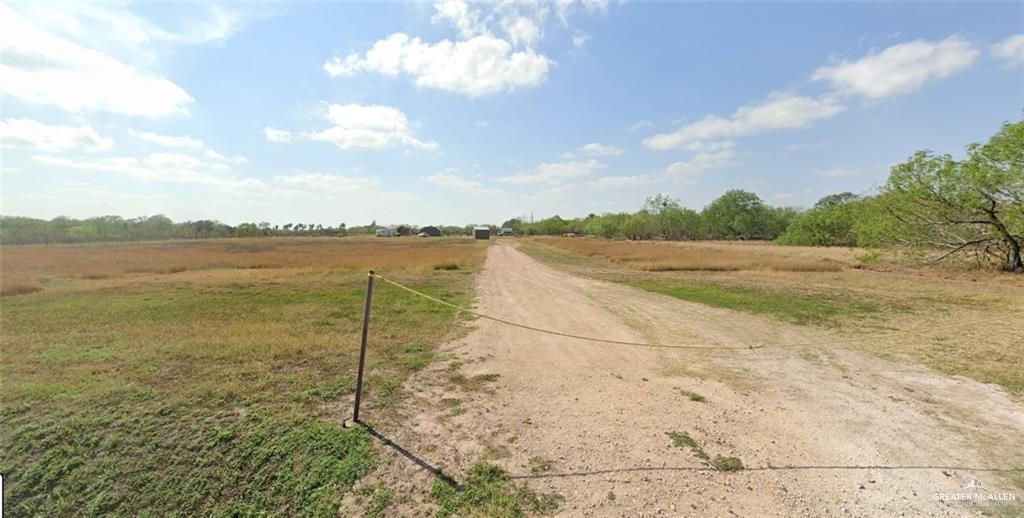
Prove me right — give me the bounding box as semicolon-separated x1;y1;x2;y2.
504;190;794;241
508;120;1022;271
0;216;492;245
1;121;1019;270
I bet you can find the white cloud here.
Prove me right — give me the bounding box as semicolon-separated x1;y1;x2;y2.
205;149;228;161
643;93;845;150
203;149;246;165
125;129;244;164
683;140;735;152
496;159;605;185
991;34;1024;67
665;148;737;183
322;54;362;76
423;170;498;193
574;143;624;157
581;0;610;15
129;129;203;149
813;167;863;179
6;2;246;62
32;152;262;190
0;3;194;117
583;174;658;190
0;118;113;152
627;120;653;131
432;0;486;39
572;30;590;49
555;0;609;25
306;103;438;152
274;172;379;193
554;1;574;26
264;127;293;143
323;0;612;97
503;15;541;47
812;35;979;99
324;33;551;97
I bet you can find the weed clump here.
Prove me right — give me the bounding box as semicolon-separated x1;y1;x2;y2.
430;462;562;517
665;431;708;460
711;455;744;472
666;431;744;471
680;390;705;402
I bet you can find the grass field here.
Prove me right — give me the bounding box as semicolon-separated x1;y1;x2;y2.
521;237;1024;396
0;237;486;516
525;237;854;272
0;238;484;297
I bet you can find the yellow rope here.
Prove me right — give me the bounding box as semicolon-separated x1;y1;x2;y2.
371;273;1013;352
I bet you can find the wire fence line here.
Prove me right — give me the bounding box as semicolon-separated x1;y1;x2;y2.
371;273;1011;352
361;273;1024;477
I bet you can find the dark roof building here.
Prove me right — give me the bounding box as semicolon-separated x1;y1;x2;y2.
418;225;442;237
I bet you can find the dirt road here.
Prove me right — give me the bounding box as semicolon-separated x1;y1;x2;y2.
360;243;1023;516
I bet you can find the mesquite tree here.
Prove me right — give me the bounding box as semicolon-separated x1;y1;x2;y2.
879;121;1023;271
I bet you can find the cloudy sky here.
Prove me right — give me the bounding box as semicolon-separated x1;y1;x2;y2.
1;1;1021;226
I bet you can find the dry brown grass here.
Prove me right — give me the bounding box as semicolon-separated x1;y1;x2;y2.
1;236;486;515
0;237;486;296
532;237;850;272
522;237;1024;396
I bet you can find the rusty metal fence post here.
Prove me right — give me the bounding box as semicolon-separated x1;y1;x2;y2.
351;271;375;424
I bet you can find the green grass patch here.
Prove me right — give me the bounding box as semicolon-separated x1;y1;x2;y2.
430;462;562;517
5;411;374;515
360;485;393;518
393;343;434;370
679;390;706;402
626;279;878;326
711;455;744;472
0;267;478;515
666;431;744;471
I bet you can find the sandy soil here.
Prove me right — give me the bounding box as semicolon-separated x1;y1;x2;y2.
350;243;1023;517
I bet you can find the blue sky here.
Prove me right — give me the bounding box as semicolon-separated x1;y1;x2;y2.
1;1;1022;227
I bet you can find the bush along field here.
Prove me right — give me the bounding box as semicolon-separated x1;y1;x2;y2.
0;238;486;516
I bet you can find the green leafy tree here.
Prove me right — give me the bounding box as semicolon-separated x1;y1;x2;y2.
777;193;864;247
643;194;702;240
582;212;630;238
874;121;1023;271
621;211;657;240
701;190;780;240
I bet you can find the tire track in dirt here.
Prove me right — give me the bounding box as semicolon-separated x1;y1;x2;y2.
360;243;1023;517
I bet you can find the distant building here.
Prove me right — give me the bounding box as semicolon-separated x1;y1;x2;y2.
499;227;514;236
473;227;490;240
418;226;442;237
375;228;397;237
